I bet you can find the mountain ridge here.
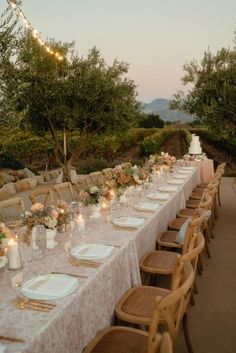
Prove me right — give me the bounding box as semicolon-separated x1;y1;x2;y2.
141;98;194;122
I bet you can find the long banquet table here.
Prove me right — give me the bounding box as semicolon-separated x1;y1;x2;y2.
0;168;199;353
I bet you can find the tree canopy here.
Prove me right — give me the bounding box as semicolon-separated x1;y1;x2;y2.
171;47;236;139
0;6;142;180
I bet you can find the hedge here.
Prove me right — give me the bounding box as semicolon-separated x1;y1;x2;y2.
139;129;176;156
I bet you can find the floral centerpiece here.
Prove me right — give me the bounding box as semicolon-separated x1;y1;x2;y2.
0;223;11;245
149;152;176;169
183;153;207;161
22;203;58;244
56;200;71;231
78;186;101;206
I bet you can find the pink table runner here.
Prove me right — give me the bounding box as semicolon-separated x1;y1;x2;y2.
0;169;199;353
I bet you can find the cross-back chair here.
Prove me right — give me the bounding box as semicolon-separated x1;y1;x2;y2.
114;260;195;353
83;302;173;353
29;187;54;206
0;197;25;222
53;182;76;203
140;212;205;286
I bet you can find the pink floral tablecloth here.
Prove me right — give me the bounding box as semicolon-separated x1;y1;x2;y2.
188;159;214;184
0;169;199;353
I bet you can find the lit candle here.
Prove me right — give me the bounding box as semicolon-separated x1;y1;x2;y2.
7;239;21;270
76;215;85;232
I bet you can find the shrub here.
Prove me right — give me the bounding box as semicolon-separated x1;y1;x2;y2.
0;153;25;170
139;114;164;128
140;129;176;156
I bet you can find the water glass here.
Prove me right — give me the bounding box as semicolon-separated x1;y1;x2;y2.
32;225;46;258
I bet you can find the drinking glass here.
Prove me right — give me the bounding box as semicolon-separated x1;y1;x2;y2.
32;225;46;258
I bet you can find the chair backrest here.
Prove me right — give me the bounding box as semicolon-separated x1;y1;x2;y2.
54;182;75;203
29;187;54;206
147;261;194;347
0;197;25;221
88;171;104;187
181;232;205;277
182;209;206;254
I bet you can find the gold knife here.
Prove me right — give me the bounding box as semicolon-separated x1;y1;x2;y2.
0;335;25;343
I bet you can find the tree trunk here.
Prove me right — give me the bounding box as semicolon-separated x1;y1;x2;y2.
62;159;72;182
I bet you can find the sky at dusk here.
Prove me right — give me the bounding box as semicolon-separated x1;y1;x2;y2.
1;0;236;102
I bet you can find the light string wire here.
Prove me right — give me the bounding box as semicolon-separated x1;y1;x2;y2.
7;0;64;61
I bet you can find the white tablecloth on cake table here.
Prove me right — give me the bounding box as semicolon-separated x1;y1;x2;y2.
188;159;214;184
0;169;199;353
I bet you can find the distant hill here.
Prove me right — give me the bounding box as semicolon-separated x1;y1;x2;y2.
141;98;194;122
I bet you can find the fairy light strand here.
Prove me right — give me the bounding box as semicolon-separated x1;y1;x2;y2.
7;0;64;61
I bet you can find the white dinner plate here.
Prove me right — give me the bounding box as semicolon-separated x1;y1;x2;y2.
21;274;79;300
158;186;178;193
70;243;113;260
111;217;144;228
173;174;188;179
146;192;170;201
166;179;184;185
177;169;192;174
134;202;160;212
180;167;195;170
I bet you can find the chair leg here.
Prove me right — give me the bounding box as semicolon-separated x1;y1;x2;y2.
218;188;222;207
182;313;195;353
193;280;198;294
190;290;195;306
198;254;204;273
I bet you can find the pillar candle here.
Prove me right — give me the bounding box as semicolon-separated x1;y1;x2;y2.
7;239;21;270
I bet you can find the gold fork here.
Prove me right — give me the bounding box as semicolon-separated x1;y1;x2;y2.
13;300;51;313
13;298;55;313
16;296;56;308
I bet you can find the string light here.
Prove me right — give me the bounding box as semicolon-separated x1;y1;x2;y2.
7;0;64;61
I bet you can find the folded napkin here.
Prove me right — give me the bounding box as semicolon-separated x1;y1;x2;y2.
112;217;144;228
167;179;184;185
134;202;160;211
71;244;113;260
158;186;178;193
22;275;78;298
147;192;170;201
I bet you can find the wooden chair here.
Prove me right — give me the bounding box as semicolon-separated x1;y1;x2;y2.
102;168;114;179
88;171;104;187
53;182;76;203
29;187;54;206
83;322;173;353
177;192;212;218
140;212;205;284
114;261;195;353
0;197;25;221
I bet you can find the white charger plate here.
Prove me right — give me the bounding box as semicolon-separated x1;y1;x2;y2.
158;186;178;193
21;274;78;300
70;243;113;260
167;179;184;185
146;192;170;201
112;217;144;228
134;202;160;212
173;174;188;179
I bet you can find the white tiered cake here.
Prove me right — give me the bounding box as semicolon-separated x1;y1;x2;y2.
188;134;202;154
